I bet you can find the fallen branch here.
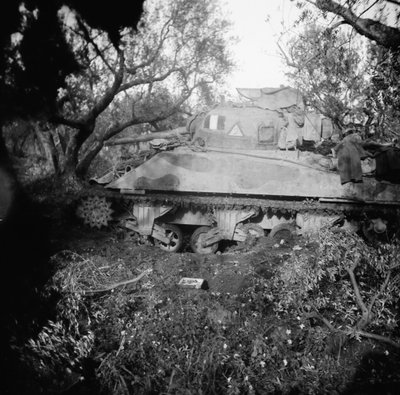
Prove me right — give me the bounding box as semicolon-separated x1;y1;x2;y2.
306;311;337;333
79;268;153;294
306;311;400;349
345;254;370;326
356;330;400;349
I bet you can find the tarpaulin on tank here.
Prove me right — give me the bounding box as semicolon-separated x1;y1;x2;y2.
236;86;305;110
303;113;335;141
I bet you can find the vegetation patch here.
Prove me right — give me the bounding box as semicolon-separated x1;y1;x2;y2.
15;228;400;394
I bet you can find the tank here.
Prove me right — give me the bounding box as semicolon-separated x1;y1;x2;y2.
80;87;400;253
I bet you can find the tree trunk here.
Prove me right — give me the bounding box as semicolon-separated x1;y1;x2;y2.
62;124;95;178
76;139;104;177
76;126;189;177
0;126;18;221
62;131;80;175
60;133;85;192
0;126;12;169
34;127;60;175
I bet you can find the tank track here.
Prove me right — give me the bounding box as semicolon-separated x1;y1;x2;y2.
81;186;400;220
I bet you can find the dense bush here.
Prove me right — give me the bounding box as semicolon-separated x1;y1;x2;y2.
271;229;400;346
18;230;400;394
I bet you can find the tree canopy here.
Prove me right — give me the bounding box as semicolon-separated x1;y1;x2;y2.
283;24;366;129
51;0;234;177
0;0;145;122
282;0;400;138
1;0;234;179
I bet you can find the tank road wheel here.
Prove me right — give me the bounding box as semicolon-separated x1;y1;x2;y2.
190;226;219;254
269;223;295;244
362;218;388;244
155;224;183;253
236;223;265;248
76;195;113;229
241;223;264;238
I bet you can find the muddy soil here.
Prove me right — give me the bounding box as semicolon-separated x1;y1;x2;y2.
52;220;306;297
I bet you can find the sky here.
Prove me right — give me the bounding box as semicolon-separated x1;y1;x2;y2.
222;0;400;96
222;0;299;93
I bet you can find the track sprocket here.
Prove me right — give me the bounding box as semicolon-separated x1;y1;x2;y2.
76;196;113;228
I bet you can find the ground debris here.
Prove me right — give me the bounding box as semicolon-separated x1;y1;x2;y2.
178;277;208;290
50;250;150;294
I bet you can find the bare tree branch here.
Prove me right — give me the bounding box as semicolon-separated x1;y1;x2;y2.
358;0;381;19
125;14;174;75
117;67;181;94
312;314;400;348
386;0;400;6
328;20;347;30
56;49;125;131
75;16;116;75
105;84;197;141
78;269;152;294
354;330;400;348
306;311;400;348
87;50;125;122
345;255;370;326
309;0;400;49
76;82;198;175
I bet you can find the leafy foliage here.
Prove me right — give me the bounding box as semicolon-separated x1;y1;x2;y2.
271;229;400;344
19;252;97;391
53;0;235;177
93;289;353;395
19;234;400;395
296;1;400;50
0;0;144;122
284;24;366;129
283;1;400;139
364;44;400;138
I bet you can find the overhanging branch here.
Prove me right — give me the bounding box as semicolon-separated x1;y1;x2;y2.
117;67;180;94
311;0;400;49
103;83;198;141
76;16;116;75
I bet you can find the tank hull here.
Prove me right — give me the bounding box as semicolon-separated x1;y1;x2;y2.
106;147;400;204
83;96;400;251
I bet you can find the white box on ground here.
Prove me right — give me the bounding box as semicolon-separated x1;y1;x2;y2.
178;277;208;289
